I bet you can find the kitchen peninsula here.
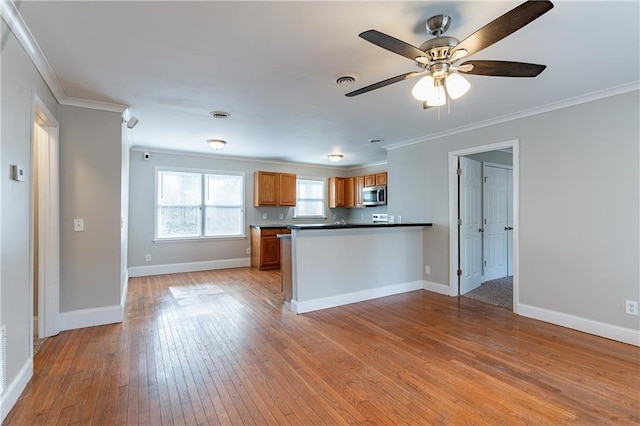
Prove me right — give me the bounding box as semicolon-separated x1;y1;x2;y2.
285;223;432;314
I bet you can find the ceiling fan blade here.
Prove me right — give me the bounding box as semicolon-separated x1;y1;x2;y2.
359;30;427;61
459;60;546;77
345;72;422;97
452;1;554;58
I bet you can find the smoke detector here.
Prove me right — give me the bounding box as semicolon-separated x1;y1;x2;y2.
335;73;360;86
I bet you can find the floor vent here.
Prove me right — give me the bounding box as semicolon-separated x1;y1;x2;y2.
0;325;6;394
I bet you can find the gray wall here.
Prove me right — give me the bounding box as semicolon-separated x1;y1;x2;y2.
466;150;513;166
1;19;59;391
59;106;123;311
128;150;351;268
387;91;639;330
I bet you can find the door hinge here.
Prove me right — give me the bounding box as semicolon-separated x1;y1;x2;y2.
457;168;462;176
457;269;462;276
457;218;462;226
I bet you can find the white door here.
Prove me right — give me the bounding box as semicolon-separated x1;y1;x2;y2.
507;169;513;276
34;101;60;339
483;165;508;281
459;157;482;294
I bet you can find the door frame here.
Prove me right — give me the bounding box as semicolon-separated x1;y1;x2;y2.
30;94;60;341
448;140;520;313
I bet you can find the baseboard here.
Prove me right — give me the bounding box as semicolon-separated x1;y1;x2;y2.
423;280;450;295
128;258;250;277
292;280;424;314
517;303;640;347
59;304;124;331
0;358;33;422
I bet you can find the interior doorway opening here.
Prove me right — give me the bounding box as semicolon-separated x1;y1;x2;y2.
448;140;519;312
31;95;60;344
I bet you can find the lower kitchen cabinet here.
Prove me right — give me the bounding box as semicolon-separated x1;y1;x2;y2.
250;227;291;270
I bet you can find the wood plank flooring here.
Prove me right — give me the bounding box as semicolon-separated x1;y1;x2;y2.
5;267;639;425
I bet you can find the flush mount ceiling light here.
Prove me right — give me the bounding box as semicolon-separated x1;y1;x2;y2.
207;139;227;150
328;154;344;163
345;1;553;110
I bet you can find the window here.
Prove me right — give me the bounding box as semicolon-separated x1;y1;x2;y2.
294;177;326;218
156;169;244;239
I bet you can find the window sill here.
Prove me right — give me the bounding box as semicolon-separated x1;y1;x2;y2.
153;235;246;243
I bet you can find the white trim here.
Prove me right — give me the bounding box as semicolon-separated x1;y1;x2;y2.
0;358;33;422
291;280;424;314
385;82;639;152
422;280;450;295
120;273;129;314
0;0;127;113
128;258;250;278
447;140;519;305
517;303;640;347
59;305;123;331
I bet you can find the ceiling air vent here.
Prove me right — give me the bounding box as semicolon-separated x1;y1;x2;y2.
335;73;360;86
210;111;230;119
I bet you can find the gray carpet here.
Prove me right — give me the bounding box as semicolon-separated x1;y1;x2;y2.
464;276;513;309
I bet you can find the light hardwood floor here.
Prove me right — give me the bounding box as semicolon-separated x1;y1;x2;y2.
6;267;639;424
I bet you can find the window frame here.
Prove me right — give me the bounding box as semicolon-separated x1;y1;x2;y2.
293;176;327;219
154;166;246;241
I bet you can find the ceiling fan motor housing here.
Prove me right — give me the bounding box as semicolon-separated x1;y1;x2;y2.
419;36;459;62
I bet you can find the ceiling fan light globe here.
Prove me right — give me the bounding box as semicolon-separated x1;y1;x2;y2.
445;73;470;100
412;76;436;101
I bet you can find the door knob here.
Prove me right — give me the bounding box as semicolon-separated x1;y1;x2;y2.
504;226;513;231
479;227;484;233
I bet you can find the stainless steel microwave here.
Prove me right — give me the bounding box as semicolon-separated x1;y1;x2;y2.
363;185;387;206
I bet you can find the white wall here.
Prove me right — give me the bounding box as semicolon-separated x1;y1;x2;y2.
128;149;351;271
387;91;639;333
1;17;58;416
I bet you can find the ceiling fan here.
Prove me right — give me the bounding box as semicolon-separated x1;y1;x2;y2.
346;0;554;108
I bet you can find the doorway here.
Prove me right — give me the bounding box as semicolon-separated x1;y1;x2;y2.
31;95;60;343
448;140;519;312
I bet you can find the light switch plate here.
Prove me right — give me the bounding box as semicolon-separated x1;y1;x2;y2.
11;165;25;182
73;218;84;232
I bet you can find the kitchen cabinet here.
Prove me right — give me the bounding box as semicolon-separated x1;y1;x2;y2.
254;171;297;207
251;226;291;270
344;177;355;208
354;176;365;207
364;172;387;187
328;177;345;208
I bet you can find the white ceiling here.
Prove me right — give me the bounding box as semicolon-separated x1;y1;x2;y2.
14;1;640;167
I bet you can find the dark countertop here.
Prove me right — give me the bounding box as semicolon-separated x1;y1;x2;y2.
250;224;293;229
288;223;432;230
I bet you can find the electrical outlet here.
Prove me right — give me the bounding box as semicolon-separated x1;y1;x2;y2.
397;215;402;224
332;214;337;220
246;247;251;255
625;300;638;316
262;213;268;220
279;213;284;220
425;265;431;274
145;254;152;262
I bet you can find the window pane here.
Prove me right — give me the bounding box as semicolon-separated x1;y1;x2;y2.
157;206;200;238
205;207;242;236
158;171;201;206
205;174;243;206
295;178;325;217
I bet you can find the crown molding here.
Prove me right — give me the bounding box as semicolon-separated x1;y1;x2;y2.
384;81;640;151
1;0;127;113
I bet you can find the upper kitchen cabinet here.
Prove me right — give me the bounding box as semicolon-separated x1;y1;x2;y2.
328;177;356;208
278;173;297;206
254;171;297;207
365;172;387;186
354;176;365;207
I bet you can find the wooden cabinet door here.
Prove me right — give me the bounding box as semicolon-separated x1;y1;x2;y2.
344;177;355;208
260;234;281;269
355;176;364;207
364;174;376;187
254;171;278;206
278;173;297;206
375;172;387;186
328;177;345;208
